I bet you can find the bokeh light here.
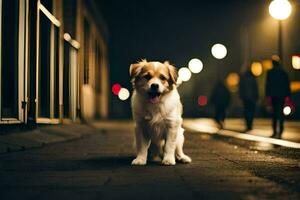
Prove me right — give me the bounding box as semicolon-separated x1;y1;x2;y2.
269;0;292;20
211;43;227;59
292;55;300;70
251;62;263;76
283;106;291;116
226;73;240;92
112;83;122;95
178;67;192;82
188;58;203;73
118;88;130;100
198;96;208;106
290;81;300;93
262;59;273;70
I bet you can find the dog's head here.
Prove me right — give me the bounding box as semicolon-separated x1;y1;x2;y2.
129;59;178;104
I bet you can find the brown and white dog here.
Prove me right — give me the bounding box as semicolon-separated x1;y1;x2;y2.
129;59;191;165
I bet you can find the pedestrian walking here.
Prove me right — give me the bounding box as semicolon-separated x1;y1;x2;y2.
239;69;259;132
265;59;291;138
210;80;231;129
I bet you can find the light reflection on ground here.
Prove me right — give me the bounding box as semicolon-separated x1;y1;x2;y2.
183;119;300;149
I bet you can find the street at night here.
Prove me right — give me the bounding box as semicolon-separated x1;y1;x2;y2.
0;121;300;199
1;0;300;199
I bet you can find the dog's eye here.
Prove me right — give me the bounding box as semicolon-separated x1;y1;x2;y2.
143;74;152;80
160;75;167;81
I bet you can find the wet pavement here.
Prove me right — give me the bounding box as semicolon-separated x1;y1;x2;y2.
0;120;299;199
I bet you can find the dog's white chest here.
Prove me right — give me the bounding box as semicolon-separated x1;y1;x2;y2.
144;105;167;124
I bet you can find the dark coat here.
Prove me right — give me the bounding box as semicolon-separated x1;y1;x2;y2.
210;81;231;108
265;66;290;98
239;71;258;102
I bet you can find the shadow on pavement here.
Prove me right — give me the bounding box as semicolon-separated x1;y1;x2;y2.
83;156;134;169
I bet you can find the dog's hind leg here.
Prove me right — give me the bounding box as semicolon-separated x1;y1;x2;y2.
175;127;192;163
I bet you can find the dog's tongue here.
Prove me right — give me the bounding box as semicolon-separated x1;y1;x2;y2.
149;96;160;104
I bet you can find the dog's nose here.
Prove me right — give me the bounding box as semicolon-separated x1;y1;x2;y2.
150;83;159;91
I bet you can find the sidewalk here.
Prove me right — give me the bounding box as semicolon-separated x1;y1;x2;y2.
0;124;98;154
183;118;300;143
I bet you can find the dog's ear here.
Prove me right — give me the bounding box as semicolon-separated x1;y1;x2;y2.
129;63;142;78
164;61;178;84
129;59;147;80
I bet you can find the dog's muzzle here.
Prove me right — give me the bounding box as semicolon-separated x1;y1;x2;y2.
148;84;161;104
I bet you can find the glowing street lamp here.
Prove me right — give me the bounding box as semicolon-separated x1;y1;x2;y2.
269;0;292;60
211;43;227;80
269;0;292;20
211;43;227;59
188;58;203;73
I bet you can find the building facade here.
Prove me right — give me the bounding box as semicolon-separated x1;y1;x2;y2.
0;0;109;125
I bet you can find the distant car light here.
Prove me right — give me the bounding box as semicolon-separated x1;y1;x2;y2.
198;96;208;106
112;83;122;95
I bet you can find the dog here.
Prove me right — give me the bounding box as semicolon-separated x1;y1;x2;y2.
129;59;191;165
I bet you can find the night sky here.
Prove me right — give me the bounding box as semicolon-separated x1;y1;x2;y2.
96;0;300;118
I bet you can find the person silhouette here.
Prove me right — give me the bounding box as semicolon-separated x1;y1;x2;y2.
239;69;258;132
265;58;291;138
210;80;231;129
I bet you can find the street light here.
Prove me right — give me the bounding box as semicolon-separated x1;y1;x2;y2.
211;43;227;80
251;62;263;77
188;58;203;73
269;0;292;60
269;0;292;20
178;67;192;82
211;43;227;59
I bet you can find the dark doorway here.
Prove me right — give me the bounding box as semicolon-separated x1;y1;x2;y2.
53;26;59;119
38;12;51;118
1;0;19;118
63;40;70;118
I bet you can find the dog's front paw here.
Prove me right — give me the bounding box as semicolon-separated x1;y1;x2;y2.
131;157;147;165
177;154;192;164
162;156;176;166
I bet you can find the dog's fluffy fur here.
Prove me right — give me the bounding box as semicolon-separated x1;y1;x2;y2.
129;59;191;165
